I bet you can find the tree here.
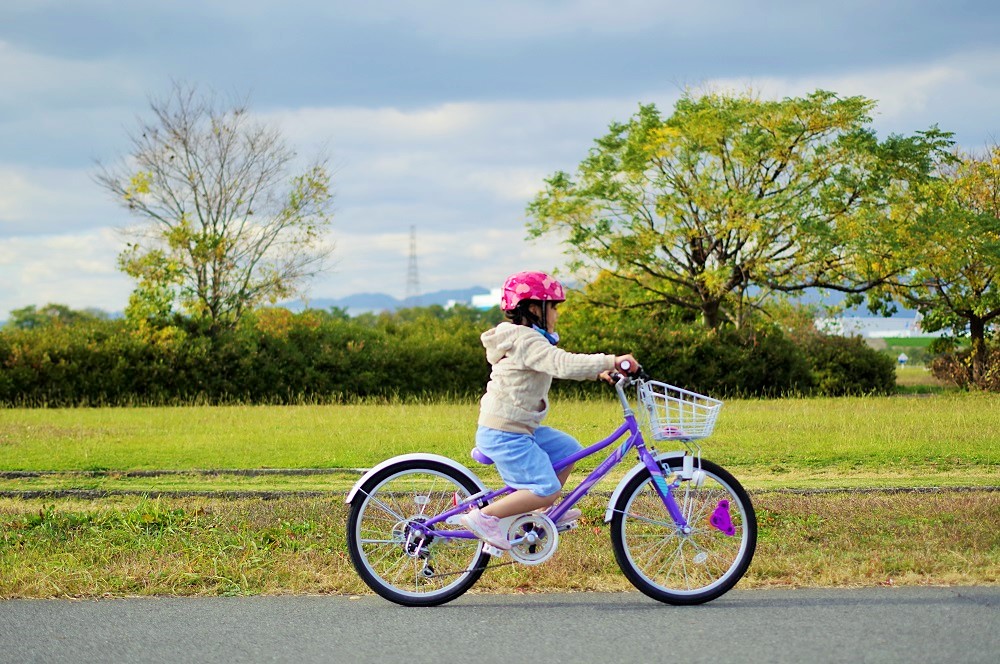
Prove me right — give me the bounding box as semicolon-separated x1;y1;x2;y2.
6;304;109;329
527;89;952;328
96;83;334;334
884;145;1000;386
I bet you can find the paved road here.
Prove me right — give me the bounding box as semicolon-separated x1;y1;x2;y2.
1;587;996;663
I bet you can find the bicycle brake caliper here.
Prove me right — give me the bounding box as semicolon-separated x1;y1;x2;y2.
709;499;736;537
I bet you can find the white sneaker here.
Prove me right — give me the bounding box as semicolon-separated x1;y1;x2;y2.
459;509;511;550
543;506;582;525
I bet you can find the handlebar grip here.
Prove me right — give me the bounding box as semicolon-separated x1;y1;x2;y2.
618;360;645;377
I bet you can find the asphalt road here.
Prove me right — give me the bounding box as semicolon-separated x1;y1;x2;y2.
1;587;996;664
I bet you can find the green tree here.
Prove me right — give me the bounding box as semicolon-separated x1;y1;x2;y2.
884;145;1000;386
527;89;952;329
7;304;108;329
96;83;334;335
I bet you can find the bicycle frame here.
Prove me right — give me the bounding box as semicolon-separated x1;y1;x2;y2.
414;377;689;541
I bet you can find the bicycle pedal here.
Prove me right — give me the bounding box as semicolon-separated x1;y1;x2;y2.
556;520;578;532
445;515;463;526
482;544;506;557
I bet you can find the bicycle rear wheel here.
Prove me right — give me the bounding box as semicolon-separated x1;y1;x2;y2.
610;458;756;605
347;459;490;606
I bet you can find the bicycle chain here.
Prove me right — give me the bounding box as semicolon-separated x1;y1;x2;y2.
422;558;519;579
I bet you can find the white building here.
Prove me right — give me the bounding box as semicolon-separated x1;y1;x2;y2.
471;288;502;310
815;313;943;339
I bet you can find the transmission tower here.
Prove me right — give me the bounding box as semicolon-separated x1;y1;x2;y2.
405;225;421;304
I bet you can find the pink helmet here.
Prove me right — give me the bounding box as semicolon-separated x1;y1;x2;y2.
500;271;566;311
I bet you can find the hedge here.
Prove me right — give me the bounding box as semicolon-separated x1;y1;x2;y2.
0;306;897;406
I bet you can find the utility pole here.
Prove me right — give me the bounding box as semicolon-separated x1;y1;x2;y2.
405;225;421;305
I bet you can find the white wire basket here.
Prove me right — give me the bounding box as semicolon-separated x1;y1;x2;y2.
636;380;723;441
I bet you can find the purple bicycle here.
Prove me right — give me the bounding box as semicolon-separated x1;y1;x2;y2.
346;368;757;606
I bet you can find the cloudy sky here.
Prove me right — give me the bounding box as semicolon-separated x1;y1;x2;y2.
1;1;998;316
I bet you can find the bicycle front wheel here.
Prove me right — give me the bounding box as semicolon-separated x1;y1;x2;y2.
347;459;490;606
610;458;756;605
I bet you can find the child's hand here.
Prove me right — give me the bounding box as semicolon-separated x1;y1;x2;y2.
615;354;638;374
600;354;639;384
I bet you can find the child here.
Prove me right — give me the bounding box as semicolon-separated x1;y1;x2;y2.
461;271;637;550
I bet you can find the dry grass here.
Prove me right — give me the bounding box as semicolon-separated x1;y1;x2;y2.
2;490;996;599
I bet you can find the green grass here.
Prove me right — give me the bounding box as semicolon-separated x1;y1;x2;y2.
882;337;939;348
0;402;478;471
1;394;997;492
894;365;947;389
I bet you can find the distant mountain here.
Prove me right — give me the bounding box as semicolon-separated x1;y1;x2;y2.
282;287;491;315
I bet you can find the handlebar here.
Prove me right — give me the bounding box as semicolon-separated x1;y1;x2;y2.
609;361;650;385
607;361;648;416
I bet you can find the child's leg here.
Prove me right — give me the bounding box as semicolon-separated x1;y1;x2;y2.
475;426;564;519
535;426;583;489
482;488;556;518
479;426;583;519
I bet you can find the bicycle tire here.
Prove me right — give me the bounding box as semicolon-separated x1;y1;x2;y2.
610;458;756;605
347;459;490;606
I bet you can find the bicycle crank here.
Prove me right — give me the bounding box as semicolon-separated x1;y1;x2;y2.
505;513;559;565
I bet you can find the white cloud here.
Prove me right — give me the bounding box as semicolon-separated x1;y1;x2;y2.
258;95;664;236
0;164;128;236
262;97;642;153
308;226;566;301
700;49;1000;144
0;40;140;112
463;168;551;203
0;227;132;315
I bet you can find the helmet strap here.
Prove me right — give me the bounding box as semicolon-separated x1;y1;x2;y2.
532;324;560;346
532;301;559;345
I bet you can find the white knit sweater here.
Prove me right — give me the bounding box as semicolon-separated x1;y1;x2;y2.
478;322;616;434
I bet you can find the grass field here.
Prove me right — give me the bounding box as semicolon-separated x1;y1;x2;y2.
894;365;947;389
1;393;997;491
2;490;996;598
1;392;997;598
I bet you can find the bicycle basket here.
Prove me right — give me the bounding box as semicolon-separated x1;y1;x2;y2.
636;381;723;441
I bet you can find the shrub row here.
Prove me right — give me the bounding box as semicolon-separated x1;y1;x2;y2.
0;306;896;407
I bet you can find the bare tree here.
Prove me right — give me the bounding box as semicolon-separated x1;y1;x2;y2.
96;83;334;333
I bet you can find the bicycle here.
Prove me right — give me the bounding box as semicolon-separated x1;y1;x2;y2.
345;366;756;606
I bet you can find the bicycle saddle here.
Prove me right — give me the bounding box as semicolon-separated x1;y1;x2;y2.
470;448;494;465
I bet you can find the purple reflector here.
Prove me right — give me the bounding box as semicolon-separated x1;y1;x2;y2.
710;499;736;536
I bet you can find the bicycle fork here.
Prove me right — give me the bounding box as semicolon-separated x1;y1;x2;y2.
640;449;736;538
640;451;691;532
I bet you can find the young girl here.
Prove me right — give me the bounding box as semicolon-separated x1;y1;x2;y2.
461;271;637;550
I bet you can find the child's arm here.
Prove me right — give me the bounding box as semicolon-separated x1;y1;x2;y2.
599;354;639;383
517;334;619;381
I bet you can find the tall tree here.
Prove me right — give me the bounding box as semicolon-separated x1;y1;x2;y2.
96;84;334;334
527;90;952;328
884;145;1000;385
